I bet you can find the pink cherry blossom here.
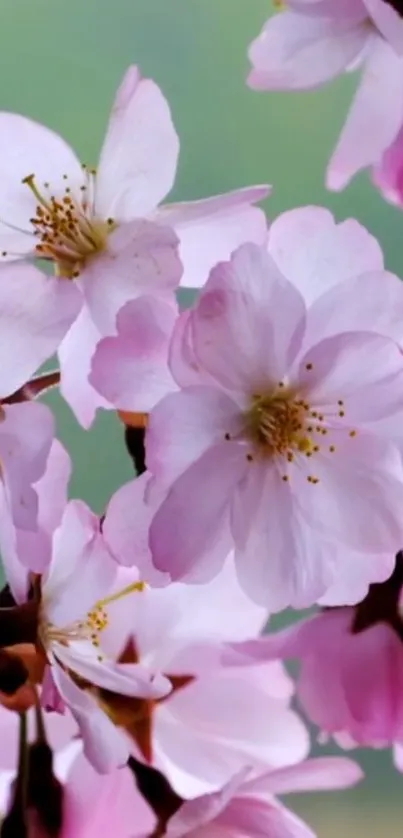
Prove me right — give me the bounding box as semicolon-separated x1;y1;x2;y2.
147;242;403;609
248;0;403;189
227;588;403;761
98;557;309;798
165;757;362;838
0;65;269;427
38;499;171;773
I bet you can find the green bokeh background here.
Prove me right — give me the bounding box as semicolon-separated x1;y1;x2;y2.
1;0;402;833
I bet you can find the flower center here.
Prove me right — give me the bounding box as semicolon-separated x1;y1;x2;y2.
224;371;359;485
41;581;146;654
21;170;115;278
246;387;312;457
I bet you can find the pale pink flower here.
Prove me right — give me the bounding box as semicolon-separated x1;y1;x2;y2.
227;595;403;761
165;757;362;838
38;499;171;773
225;552;403;761
147;242;403;609
0;65;268;426
98;552;309;798
248;0;403;189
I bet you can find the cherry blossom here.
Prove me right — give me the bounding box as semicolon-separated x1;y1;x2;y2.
96;557;309;797
0;65;269;427
37;500;171;773
226;555;403;762
147;242;403;609
248;0;403;189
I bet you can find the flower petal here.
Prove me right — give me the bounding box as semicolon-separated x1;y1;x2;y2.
54;641;170;700
146;387;242;486
302;270;403;349
248;11;368;90
297;331;403;425
233;465;333;610
81;220;182;335
58;306;108;429
190;243;306;391
0;401;55;530
43;500;116;626
96;66;179;219
103;473;170;585
155;186;269;289
248;756;363;796
327;39;403;190
0;263;80;398
89;296;177;413
51;662;130;774
149;443;246;581
268;207;383;307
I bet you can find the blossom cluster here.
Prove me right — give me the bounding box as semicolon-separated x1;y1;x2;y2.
1;1;403;834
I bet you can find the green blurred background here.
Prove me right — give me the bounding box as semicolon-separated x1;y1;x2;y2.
1;0;402;832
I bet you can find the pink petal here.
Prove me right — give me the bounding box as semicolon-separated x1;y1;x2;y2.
96;65;179;219
12;439;72;576
233;465;333;610
0;112;85;257
103;473;170;585
0;487;30;602
0;401;54;530
248;11;368;90
297;331;403;425
319;548;396;606
156;186;269;289
58;306;108;429
295;434;403;553
156;669;308;797
90;296;177;412
51;663;130;773
267;206;383;307
81;219;182;335
149;443;246;581
250;756;363;796
340;624;403;742
166;770;249;837
43;500;116;626
373;124;403;205
146;387;242;486
327;39;403;190
190;243;306;391
54;641;170;700
303;270;403;349
221;798;316;838
169;310;213;388
0;263;80;397
62;752;155;838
